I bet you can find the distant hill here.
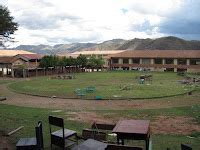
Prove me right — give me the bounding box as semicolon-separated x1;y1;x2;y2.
9;36;200;55
118;36;200;50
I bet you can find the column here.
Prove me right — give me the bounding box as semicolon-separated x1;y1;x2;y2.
129;58;132;70
150;59;154;64
11;66;14;78
174;59;178;65
173;59;178;72
187;59;190;65
119;58;123;64
139;58;143;64
162;59;165;65
161;59;166;72
150;59;154;71
118;58;123;69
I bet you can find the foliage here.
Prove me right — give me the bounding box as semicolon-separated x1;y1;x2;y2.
39;55;59;68
87;55;104;69
39;54;104;70
87;55;96;68
0;5;18;47
0;104;200;149
76;54;87;68
9;72;197;99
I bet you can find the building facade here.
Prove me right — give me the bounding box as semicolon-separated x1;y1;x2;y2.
69;50;125;68
108;50;200;72
0;53;43;77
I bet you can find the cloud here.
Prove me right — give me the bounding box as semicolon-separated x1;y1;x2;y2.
158;0;200;37
48;32;102;44
5;0;200;46
121;8;128;14
18;11;82;30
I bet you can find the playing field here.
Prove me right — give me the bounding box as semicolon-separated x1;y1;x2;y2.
9;71;195;99
0;72;200;149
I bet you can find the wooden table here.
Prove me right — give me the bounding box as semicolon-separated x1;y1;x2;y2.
112;120;150;150
72;139;107;150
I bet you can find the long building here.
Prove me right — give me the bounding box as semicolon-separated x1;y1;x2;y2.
0;50;43;77
108;50;200;72
69;50;125;68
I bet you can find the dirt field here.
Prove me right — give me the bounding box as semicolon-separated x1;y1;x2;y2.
1;81;200;149
1;83;200;110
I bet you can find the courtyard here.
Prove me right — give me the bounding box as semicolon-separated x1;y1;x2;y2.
0;71;200;149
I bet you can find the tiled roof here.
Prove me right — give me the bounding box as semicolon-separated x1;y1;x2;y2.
0;50;35;56
16;54;43;60
0;57;16;64
71;50;125;55
108;50;200;58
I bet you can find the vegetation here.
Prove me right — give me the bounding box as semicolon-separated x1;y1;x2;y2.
39;54;104;71
0;5;18;47
1;76;200;149
0;104;200;150
9;72;196;99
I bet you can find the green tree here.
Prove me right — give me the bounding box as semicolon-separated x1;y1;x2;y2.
77;54;87;69
39;55;59;68
0;5;18;47
87;55;96;70
39;56;52;69
95;56;104;71
87;56;105;71
58;56;69;73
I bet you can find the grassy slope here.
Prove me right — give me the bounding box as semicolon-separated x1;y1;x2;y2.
0;104;200;150
9;72;194;99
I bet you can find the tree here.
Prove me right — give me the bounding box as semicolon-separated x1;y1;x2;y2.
95;56;104;71
87;56;105;71
39;56;52;69
39;55;59;68
87;56;96;70
77;54;87;69
0;5;18;47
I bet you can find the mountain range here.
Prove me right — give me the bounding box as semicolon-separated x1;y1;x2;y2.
10;36;200;55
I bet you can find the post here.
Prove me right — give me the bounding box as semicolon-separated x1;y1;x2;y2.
11;67;14;78
139;58;143;64
174;59;178;65
187;59;190;65
119;58;123;69
128;58;132;70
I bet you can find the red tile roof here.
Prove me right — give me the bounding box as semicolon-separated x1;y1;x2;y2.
0;57;16;64
108;50;200;59
16;54;43;60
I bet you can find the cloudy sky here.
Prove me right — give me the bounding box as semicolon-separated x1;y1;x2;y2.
1;0;200;46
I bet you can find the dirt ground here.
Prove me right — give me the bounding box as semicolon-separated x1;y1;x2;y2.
0;131;14;150
1;83;200;110
0;82;200;148
66;111;200;135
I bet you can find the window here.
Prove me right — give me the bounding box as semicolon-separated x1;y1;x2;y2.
112;58;118;64
154;58;162;64
132;58;140;64
165;59;174;64
123;58;129;64
178;59;187;65
190;59;200;65
141;59;150;64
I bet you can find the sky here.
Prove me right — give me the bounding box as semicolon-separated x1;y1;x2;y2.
1;0;200;46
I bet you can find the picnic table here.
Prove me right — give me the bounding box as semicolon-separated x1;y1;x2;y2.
112;119;150;150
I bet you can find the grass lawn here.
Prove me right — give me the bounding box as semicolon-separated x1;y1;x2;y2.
0;104;200;149
8;71;196;99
